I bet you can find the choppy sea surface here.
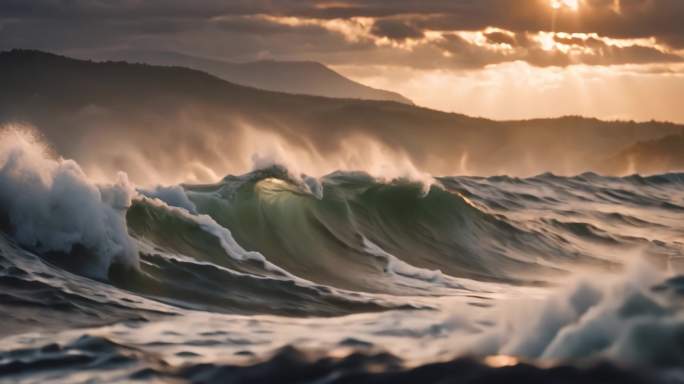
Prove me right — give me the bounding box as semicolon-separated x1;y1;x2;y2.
1;134;684;383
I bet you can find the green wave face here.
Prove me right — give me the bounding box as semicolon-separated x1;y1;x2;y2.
174;170;568;294
10;165;680;318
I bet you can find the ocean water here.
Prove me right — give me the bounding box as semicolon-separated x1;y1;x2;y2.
1;132;684;383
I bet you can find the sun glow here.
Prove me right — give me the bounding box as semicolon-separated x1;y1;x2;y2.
551;0;580;11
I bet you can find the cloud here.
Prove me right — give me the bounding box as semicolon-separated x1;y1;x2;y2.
485;31;518;47
370;19;424;40
0;0;682;69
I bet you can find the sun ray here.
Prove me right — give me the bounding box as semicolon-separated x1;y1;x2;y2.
551;0;580;11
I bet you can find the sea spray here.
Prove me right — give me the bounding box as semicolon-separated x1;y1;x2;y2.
0;128;138;278
453;260;684;367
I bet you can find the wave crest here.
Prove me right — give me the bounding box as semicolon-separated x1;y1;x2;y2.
0;128;138;278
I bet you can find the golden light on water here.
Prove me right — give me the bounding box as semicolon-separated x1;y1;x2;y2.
484;355;520;368
551;0;580;11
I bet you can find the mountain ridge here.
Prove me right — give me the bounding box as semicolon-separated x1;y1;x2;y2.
82;49;413;105
0;49;682;183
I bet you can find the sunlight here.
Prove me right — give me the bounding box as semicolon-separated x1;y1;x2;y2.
551;0;580;11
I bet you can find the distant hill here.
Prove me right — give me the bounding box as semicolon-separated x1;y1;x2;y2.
0;49;682;183
602;133;684;175
85;50;413;104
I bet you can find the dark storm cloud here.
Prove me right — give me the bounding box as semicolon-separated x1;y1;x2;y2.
370;19;423;41
211;16;323;35
0;0;682;68
485;32;518;47
658;35;684;50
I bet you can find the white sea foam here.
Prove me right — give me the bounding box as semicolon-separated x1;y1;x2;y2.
361;236;467;290
0;128;138;278
139;185;198;214
139;196;297;279
454;260;684;367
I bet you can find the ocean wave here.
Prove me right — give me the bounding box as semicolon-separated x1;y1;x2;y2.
0;129;138;279
453;262;684;369
1;130;684;382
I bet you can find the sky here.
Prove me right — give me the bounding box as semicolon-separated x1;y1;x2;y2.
1;0;683;122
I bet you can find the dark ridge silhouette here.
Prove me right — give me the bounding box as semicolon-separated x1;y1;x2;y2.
0;49;682;182
85;49;413;104
603;133;684;175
